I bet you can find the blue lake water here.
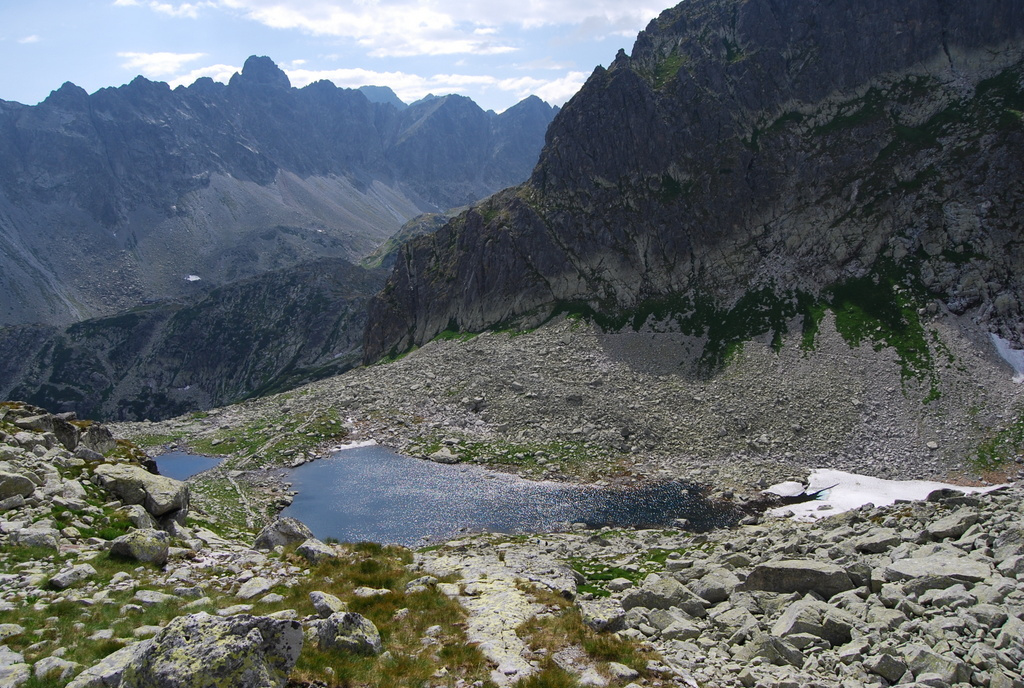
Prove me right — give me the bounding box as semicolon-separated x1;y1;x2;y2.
282;445;735;546
155;451;222;480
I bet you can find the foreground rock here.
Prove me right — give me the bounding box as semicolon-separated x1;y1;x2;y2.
253;517;314;551
119;613;303;688
92;464;189;521
415;483;1024;688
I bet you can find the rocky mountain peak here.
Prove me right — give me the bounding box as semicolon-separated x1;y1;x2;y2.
229;54;292;90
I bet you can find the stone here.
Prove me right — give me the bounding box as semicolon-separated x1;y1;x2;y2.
0;664;29;688
884;554;991;585
865;653;908;682
134;590;178;605
33;656;79;681
252;517;313;550
12;527;58;550
309;591;347;618
903;645;970;685
66;640;154;688
0;647;23;667
295;538;337;564
854;528;900;553
237;576;275;600
353;586;391;598
93;464;188;518
0;626;25;643
49;563;97;590
661;619;701;640
690;568;740;604
622;575;705;616
742;560;854;598
117;504;157;530
926;509;979;540
110;529;169;566
0;473;34;501
579;598;626;632
119;613;302;688
735;632;804;667
316;612;383;656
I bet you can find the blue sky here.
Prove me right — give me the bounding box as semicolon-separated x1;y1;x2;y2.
0;0;668;112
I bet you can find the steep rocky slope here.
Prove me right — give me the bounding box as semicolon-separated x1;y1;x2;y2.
0;56;555;327
365;0;1024;363
0;259;383;421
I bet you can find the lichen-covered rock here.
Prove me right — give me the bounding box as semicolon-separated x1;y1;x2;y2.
12;527;59;550
252;517;314;551
66;640;155;688
0;663;29;688
119;613;302;688
33;656;80;682
315;612;383;656
110;529;169;567
93;464;189;518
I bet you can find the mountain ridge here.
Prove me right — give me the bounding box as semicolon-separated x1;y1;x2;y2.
0;55;556;327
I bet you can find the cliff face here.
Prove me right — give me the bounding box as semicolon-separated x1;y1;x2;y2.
0;259;384;421
364;0;1024;362
0;57;555;326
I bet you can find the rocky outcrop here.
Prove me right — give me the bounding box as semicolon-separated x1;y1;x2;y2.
0;56;556;328
92;465;188;520
0;258;385;420
365;0;1024;362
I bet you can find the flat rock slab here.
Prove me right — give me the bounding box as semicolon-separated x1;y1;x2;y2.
742;560;854;599
884;555;991;584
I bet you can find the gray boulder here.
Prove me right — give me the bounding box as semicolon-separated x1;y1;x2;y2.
315;612;383;656
926;508;979;540
93;464;189;518
119;613;302;688
66;641;154;688
49;563;97;590
0;472;34;501
884;554;990;585
0;664;29;688
295;538;338;564
622;574;707;616
309;591;347;619
109;529;170;566
253;517;314;551
579;597;626;633
13;527;59;550
743;560;854;599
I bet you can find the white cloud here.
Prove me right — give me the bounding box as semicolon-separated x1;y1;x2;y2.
119;51;208;77
497;71;587;104
167;63;242;88
124;0;663;57
18;35;40;44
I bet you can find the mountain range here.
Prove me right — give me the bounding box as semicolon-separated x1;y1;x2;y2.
0;56;556;327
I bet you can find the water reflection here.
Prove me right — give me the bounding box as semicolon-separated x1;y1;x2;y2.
154;451;222;480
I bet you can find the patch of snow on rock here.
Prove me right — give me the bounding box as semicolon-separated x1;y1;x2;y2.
991;333;1024;383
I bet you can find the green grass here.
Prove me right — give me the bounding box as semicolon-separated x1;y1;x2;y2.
973;408;1024;471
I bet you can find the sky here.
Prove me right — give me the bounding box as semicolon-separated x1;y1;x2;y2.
0;0;669;113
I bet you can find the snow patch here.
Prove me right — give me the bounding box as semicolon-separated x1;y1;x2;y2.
333;439;378;452
991;333;1024;383
768;469;1005;522
185;274;202;282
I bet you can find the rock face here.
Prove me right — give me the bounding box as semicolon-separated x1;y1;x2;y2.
118;613;303;688
365;0;1024;362
0;56;556;328
0;258;386;420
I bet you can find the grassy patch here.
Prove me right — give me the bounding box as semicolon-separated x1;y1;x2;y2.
972;409;1024;471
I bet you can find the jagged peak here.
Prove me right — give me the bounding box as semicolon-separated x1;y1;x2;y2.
229;55;291;90
40;81;89;108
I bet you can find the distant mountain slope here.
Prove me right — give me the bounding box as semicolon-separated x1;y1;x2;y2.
0;258;384;421
0;56;556;326
365;0;1024;363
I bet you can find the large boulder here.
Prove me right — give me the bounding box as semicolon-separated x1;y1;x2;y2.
884;554;991;585
315;612;383;656
253;517;314;551
742;560;854;599
296;538;338;564
0;472;34;501
80;424;117;455
109;529;170;566
119;613;302;688
66;641;154;688
93;464;189;518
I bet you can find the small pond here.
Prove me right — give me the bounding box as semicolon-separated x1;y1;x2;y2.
154;451;222;480
282;444;735;547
